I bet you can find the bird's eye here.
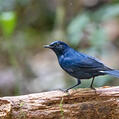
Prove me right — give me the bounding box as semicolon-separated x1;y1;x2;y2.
51;43;60;48
53;43;59;47
57;44;59;46
56;43;61;47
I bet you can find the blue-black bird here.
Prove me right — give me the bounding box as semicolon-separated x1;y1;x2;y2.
44;41;119;92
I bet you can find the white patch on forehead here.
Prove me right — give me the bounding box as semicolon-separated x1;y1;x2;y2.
50;41;65;46
100;71;105;73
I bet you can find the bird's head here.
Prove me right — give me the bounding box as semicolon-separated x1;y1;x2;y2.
44;41;69;56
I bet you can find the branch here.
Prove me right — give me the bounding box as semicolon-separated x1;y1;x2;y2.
1;86;119;119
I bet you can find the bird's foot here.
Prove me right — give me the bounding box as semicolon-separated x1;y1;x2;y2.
90;86;97;94
90;86;96;90
58;88;69;93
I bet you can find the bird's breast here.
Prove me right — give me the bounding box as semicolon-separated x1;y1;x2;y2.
58;55;64;65
59;57;74;73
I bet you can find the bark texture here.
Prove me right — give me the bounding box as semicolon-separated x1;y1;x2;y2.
0;86;119;119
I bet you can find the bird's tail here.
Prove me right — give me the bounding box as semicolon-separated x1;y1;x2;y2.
103;70;119;78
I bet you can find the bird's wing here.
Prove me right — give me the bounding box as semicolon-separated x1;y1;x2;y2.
77;54;104;68
61;52;109;73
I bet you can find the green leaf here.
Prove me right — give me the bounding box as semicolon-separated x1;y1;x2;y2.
94;5;119;22
89;27;107;47
67;13;90;45
0;11;17;37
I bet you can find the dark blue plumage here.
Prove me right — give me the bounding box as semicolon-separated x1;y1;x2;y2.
44;41;119;91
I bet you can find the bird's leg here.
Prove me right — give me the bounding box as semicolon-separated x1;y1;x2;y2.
90;77;96;90
65;79;81;92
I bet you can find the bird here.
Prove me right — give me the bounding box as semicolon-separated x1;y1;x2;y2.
44;41;119;92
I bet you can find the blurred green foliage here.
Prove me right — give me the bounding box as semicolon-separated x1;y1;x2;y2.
0;0;119;95
0;11;17;37
67;4;119;48
94;5;119;22
67;13;90;45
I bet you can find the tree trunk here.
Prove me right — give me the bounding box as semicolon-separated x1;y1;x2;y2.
1;86;119;119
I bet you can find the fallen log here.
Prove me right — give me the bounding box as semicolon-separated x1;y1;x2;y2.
0;86;119;119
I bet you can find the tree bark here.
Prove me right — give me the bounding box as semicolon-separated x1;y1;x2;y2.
0;86;119;119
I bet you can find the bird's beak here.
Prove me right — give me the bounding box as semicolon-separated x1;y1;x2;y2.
44;45;51;48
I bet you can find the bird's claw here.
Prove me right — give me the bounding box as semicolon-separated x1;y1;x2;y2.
91;87;96;90
90;86;97;94
58;88;69;93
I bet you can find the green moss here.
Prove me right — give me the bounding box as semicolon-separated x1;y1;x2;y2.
59;97;64;119
18;102;27;119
